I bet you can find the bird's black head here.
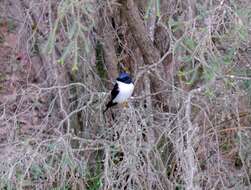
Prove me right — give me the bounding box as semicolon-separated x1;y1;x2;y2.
117;72;132;84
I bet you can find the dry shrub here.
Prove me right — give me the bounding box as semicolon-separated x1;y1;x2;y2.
0;0;250;189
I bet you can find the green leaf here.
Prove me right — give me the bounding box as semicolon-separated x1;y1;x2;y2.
237;25;248;41
169;17;183;32
204;88;215;98
31;164;43;179
68;21;77;39
179;55;193;63
243;80;251;90
58;41;74;64
84;2;95;14
186;66;201;85
156;0;160;17
203;67;215;81
183;37;197;51
72;63;78;72
178;70;185;77
144;0;153;19
43;32;55;54
222;48;235;65
43;19;59;54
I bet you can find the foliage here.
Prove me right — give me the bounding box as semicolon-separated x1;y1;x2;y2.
0;0;250;189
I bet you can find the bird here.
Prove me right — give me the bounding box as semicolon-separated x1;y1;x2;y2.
104;72;134;113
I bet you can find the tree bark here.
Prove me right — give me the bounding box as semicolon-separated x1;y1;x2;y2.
97;9;119;84
102;22;119;82
120;0;166;105
120;0;160;66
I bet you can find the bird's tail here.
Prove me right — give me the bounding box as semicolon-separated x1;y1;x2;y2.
103;101;117;113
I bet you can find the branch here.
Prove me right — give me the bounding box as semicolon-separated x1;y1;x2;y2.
120;0;160;65
120;0;166;104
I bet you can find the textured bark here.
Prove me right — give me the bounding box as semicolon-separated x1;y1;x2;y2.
120;0;160;66
120;0;166;105
97;9;119;84
103;25;119;82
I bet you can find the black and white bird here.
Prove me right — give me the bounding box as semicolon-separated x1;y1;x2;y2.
104;72;134;113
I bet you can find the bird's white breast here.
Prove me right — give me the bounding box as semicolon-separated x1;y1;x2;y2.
113;81;134;103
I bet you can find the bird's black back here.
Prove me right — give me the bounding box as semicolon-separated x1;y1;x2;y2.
103;83;119;113
111;83;119;100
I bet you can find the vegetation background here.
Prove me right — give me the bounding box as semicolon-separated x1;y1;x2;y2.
0;0;250;189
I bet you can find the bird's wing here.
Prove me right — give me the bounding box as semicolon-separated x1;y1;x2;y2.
111;82;119;100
